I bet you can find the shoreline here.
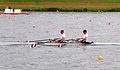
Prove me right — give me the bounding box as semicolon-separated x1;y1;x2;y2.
0;2;120;12
1;7;120;12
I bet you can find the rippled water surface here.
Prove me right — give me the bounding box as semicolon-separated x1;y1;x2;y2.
0;12;120;70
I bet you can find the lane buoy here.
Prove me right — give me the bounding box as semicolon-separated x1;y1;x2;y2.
98;55;103;60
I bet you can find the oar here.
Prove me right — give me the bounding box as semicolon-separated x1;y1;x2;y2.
2;39;51;45
64;38;85;43
75;38;83;41
51;38;60;41
34;39;51;42
30;38;60;44
25;38;52;42
64;39;75;43
8;38;82;44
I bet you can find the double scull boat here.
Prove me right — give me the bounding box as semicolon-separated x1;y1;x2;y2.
0;39;120;47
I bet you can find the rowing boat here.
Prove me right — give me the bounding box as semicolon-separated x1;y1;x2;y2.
0;41;92;46
0;39;120;47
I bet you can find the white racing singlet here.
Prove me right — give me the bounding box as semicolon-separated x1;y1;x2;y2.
61;33;65;40
83;33;88;41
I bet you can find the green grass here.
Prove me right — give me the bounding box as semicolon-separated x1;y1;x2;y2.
1;6;120;12
22;8;120;12
20;7;120;12
0;0;120;3
0;0;120;12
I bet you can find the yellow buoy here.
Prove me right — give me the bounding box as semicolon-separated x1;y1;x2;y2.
98;56;103;60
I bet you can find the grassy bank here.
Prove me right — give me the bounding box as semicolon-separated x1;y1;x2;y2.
0;0;120;3
0;2;120;12
22;7;120;12
19;7;120;12
1;6;120;12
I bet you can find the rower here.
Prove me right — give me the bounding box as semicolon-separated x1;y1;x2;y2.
81;30;88;43
76;30;88;43
60;30;65;42
57;30;66;43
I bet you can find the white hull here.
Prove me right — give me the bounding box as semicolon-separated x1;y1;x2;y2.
42;43;66;46
93;42;120;45
0;41;120;46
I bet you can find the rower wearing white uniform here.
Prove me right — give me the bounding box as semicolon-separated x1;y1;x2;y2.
76;30;88;43
81;30;88;43
56;30;66;43
60;30;65;42
50;30;66;43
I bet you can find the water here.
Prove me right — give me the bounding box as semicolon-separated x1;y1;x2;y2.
0;12;120;70
0;12;120;42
